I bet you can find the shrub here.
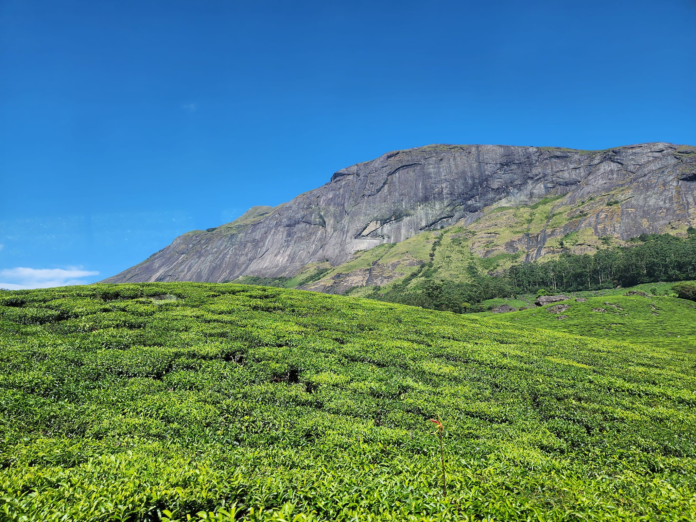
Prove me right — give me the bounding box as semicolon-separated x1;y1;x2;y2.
673;282;696;302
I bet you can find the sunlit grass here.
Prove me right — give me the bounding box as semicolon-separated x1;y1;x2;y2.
1;283;695;520
484;293;696;353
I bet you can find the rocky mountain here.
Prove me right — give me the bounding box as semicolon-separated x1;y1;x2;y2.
104;143;696;291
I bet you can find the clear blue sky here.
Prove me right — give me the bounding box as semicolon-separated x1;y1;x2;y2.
1;0;695;288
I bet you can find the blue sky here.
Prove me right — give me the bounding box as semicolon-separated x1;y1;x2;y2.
1;0;695;288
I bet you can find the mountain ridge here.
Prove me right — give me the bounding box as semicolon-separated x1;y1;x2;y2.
103;142;696;287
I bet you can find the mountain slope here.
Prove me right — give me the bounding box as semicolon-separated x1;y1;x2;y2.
104;143;696;287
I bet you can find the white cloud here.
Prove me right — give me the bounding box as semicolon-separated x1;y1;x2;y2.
0;267;99;290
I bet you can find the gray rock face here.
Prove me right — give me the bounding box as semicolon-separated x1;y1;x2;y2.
548;304;571;314
491;304;518;313
103;143;696;284
535;295;572;307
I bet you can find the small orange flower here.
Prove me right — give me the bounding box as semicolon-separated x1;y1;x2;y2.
430;419;443;431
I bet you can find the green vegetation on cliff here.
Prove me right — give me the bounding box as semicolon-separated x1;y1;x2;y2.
1;283;696;520
367;232;696;314
507;231;696;293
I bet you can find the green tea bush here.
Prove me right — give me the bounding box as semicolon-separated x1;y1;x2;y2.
0;283;695;521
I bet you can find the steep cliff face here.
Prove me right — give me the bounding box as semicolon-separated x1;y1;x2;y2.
104;143;696;285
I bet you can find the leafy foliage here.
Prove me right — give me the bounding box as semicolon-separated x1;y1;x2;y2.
673;282;696;302
371;233;696;313
508;233;696;293
369;262;511;313
1;283;695;520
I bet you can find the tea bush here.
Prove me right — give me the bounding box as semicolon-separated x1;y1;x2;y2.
0;283;695;521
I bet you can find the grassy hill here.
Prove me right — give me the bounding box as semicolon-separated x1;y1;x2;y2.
482;291;696;353
1;283;696;520
480;281;684;310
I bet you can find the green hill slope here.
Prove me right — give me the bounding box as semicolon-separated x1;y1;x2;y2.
483;294;696;353
1;284;696;521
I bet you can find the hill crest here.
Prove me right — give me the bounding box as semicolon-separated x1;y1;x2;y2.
104;142;696;287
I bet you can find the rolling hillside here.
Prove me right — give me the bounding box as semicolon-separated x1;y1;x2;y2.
1;283;695;520
482;291;696;353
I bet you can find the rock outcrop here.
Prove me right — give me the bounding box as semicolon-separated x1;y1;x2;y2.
103;143;696;285
535;295;572;306
491;304;518;313
547;304;571;314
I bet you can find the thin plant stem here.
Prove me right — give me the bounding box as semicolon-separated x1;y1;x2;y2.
438;428;447;498
430;416;447;499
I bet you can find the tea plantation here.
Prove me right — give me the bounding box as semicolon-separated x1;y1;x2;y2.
1;283;695;521
484;294;696;353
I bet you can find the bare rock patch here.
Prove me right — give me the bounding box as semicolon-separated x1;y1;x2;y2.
625;291;648;297
492;304;518;313
604;302;624;310
548;304;570;314
535;295;571;307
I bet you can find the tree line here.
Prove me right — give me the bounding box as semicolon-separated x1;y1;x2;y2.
371;229;696;313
